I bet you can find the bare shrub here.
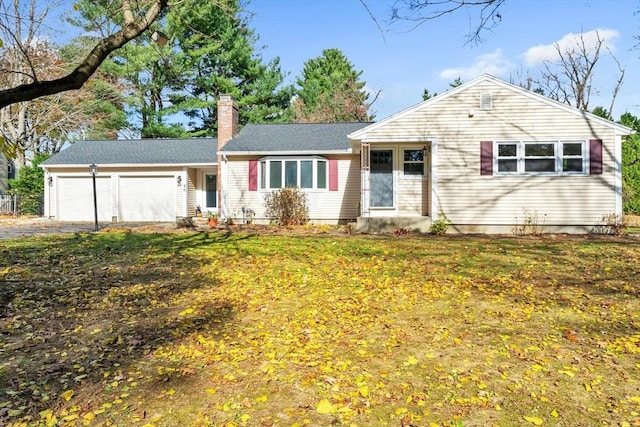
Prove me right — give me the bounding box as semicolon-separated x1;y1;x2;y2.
264;187;309;226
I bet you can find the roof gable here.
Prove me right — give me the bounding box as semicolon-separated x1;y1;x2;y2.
220;122;372;154
349;74;633;141
41;138;218;166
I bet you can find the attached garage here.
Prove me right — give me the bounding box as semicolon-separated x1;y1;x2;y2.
118;176;176;221
40;138;218;223
57;176;112;221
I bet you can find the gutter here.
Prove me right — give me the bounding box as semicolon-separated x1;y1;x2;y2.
39;162;218;168
217;149;353;156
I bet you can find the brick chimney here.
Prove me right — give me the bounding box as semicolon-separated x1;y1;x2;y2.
217;95;238;219
217;95;238;150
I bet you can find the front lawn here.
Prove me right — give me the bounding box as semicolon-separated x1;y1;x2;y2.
1;230;639;426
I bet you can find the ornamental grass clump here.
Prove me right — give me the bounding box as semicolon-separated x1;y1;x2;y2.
264;186;309;225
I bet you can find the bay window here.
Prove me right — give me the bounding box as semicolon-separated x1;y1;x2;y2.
259;157;328;190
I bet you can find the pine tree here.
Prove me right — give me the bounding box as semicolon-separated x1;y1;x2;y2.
293;48;371;123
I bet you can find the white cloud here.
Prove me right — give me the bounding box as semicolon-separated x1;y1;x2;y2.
439;49;513;80
523;28;619;66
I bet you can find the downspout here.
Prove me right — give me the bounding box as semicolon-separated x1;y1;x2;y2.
221;154;228;220
430;138;439;219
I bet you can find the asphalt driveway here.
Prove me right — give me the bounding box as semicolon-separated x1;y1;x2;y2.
0;217;177;239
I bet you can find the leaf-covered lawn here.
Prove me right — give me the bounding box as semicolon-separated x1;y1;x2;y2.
1;230;640;426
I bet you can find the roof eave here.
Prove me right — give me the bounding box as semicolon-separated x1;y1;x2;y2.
218;149;353;156
41;162;217;169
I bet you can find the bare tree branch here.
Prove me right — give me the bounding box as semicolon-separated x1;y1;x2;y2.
0;0;168;109
359;0;386;42
388;0;506;44
607;47;625;117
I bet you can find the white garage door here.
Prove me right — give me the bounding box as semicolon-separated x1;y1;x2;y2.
57;177;112;221
119;176;175;221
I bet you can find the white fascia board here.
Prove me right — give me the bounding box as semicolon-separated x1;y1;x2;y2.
43;162;217;169
217;149;352;156
359;137;435;143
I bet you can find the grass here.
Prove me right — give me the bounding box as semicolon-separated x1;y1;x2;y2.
1;229;640;426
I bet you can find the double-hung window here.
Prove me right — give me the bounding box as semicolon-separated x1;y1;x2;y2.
260;157;328;190
495;140;586;175
403;148;425;176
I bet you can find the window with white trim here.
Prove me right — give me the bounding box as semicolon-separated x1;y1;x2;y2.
259;157;328;189
403;148;425;176
495;140;587;175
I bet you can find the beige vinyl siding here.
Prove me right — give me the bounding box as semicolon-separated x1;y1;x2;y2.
363;82;619;227
224;158;264;221
187;169;197;216
224;155;360;224
397;175;428;216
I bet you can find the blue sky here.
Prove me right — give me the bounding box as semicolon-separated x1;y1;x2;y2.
248;0;640;121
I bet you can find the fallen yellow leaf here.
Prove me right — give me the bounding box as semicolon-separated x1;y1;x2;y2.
61;390;74;401
316;399;335;414
358;385;369;397
406;355;418;366
524;415;544;425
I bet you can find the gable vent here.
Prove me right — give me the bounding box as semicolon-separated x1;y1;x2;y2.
480;93;493;110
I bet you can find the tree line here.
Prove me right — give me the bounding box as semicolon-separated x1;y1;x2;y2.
2;0;640;213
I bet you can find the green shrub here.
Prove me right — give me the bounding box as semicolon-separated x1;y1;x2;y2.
429;213;450;235
8;154;49;215
264;187;309;226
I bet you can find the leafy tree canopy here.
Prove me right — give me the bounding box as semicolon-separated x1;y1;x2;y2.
293;48;372;123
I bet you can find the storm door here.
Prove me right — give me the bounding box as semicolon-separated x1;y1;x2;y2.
370;150;393;208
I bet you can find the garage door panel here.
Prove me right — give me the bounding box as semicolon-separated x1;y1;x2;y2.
119;176;175;221
58;177;111;221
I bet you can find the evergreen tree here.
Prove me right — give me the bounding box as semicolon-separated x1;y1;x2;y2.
166;0;292;135
293;48;371;123
71;0;292;138
620;112;640;214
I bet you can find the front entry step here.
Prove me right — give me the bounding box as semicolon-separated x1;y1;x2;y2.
356;217;432;233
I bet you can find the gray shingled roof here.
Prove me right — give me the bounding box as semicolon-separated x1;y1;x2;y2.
221;122;372;153
41;138;217;166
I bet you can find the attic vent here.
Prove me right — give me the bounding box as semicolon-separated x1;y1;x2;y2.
480;93;493;110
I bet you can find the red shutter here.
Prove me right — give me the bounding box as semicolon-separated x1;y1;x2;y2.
329;159;338;191
480;141;493;175
248;160;258;191
589;139;603;175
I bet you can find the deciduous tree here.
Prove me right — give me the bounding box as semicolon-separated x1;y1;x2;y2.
0;26;126;168
388;0;506;44
0;0;168;109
